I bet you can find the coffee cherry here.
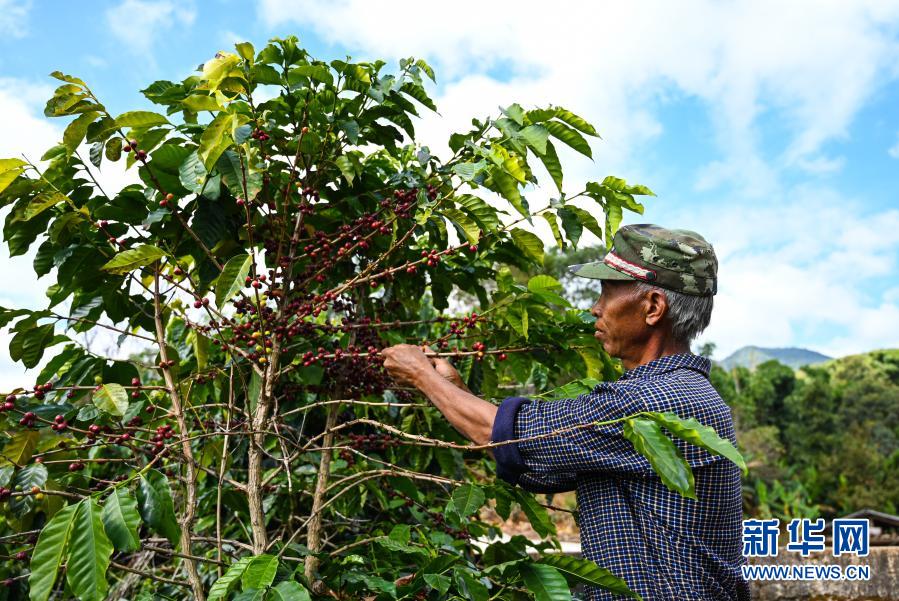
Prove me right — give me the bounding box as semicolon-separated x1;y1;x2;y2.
498;352;508;361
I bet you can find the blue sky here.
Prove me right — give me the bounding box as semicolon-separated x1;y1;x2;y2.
1;0;898;387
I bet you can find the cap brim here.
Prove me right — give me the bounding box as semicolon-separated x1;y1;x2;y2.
568;258;636;281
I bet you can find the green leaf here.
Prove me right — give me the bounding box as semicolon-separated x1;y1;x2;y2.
557;207;584;247
565;205;604;242
510;488;555;537
0;160;27;195
520;563;572;601
9;464;48;516
456;194;501;230
536;377;601;400
0;431;40;467
101;244;165;274
490;167;528;218
10;323;56;368
519;124;549;154
604;203;623;249
503;103;525;126
101;488;141;552
647;412;747;475
66;498;114;601
29;503;79;601
179;150;211;195
536;140;563;193
451;484;485;517
235;41;256;61
622;418;695;498
105;136;123;161
334;154;359;185
183;94;222;113
241;554;279;589
137;469;180;545
441;208;480;245
24;192;68;220
538;555;641;599
114;110;170;128
527;106;598;136
92;383;129;416
423;573;451;595
510;228;544;265
63;111;99;154
269;581;312;601
199;112;235;169
544;120;592;158
208;556;253;601
541;213;564;249
527;274;570;306
289;64;334;86
215;254;253;308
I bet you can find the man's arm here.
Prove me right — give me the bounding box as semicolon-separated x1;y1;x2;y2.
381;344;497;445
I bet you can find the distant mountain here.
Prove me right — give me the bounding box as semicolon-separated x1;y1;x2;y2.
719;346;832;370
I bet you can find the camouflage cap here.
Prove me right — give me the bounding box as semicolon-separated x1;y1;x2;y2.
568;224;718;296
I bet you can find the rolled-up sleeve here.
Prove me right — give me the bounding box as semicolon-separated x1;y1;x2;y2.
490;385;655;488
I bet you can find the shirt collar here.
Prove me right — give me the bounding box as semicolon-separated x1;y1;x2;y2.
618;352;711;381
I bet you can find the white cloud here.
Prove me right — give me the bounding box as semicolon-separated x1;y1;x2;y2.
258;0;899;193
889;133;899;158
0;0;31;38
105;0;197;54
675;188;899;359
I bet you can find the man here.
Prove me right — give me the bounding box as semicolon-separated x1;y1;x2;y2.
382;224;750;600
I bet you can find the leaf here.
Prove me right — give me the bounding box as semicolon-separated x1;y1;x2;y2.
179;150;210;195
66;498;114;601
92;383;129;416
489;167;528;218
451;484;485;517
544;120;592;158
441;208;480;245
241;554;279;589
63;111;99;153
647;412;747;475
235;41;256;61
565;205;604;242
199;112;235;169
29;503;79;601
208;556;253;601
269;581;312;601
536;140;563;193
527;275;570;306
334;154;359;185
101;244;165;274
423;573;451;595
183;94;222;113
622;418;695;498
10;323;56;368
538;555;641;599
528;106;598;136
0;431;40;467
9;464;48;516
557;207;584;247
137;469;180;545
541;213;564;249
456;194;501;230
215;254;253;308
519;124;549;154
0;162;26;195
536;378;601;400
105;136;123;161
604;203;623;249
114;110;170;128
520;563;572;601
101;488;141;552
24;192;68;220
510;228;544;265
510;488;555;537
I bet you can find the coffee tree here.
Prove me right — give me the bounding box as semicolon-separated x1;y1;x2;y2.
0;37;744;600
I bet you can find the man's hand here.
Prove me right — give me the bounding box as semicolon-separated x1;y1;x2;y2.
431;354;471;392
380;344;436;387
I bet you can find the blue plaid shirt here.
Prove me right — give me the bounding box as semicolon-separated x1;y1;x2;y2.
491;353;750;601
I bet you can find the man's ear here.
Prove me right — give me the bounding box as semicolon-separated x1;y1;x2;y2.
644;289;669;326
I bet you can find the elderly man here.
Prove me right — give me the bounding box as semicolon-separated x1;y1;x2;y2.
382;224;750;601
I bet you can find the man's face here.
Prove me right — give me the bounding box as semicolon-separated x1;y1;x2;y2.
589;280;647;359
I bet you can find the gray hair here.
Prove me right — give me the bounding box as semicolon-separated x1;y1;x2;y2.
630;282;713;344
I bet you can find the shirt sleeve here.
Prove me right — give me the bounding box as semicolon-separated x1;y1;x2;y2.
490;385;656;487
